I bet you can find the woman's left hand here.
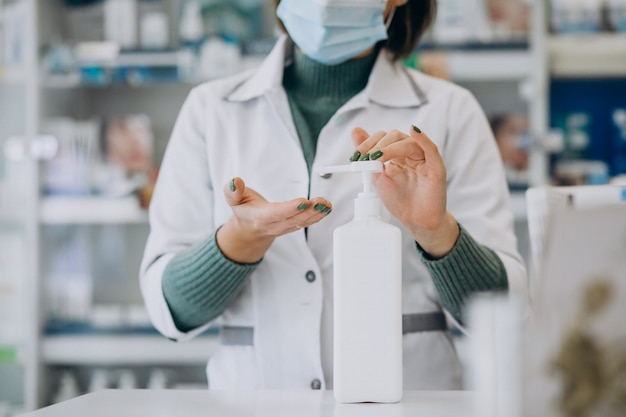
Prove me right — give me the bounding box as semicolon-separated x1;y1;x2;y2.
350;126;459;258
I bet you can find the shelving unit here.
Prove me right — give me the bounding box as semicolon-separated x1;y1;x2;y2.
39;196;148;224
445;49;531;82
530;3;626;188
419;41;532;83
548;34;626;78
42;53;265;88
6;0;274;410
42;334;219;366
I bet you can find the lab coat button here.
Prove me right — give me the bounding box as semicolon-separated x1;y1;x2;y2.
310;379;322;390
305;270;316;283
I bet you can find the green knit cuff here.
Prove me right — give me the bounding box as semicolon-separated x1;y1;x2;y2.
162;229;260;332
415;224;508;322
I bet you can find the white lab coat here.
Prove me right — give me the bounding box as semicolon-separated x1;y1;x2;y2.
140;35;527;391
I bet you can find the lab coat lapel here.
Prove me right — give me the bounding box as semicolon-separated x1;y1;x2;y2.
366;50;427;109
227;35;325;389
226;36;300;145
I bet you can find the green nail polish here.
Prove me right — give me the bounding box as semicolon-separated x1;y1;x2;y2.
314;203;326;212
349;151;361;162
297;203;310;211
322;206;332;214
371;150;383;160
412;125;422;134
360;153;371;161
229;178;236;192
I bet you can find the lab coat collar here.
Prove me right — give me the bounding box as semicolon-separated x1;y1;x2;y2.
226;35;427;109
366;49;427;108
226;36;293;102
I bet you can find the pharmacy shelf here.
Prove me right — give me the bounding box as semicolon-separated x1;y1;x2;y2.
418;41;531;82
42;334;219;366
42;54;266;88
445;50;531;82
39;196;148;225
549;34;626;78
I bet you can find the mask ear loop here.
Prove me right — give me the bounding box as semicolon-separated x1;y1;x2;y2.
385;6;397;30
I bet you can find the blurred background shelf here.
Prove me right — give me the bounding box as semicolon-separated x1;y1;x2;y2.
39;196;148;225
549;34;626;78
42;334;219;366
417;41;531;82
445;49;531;82
42;52;266;88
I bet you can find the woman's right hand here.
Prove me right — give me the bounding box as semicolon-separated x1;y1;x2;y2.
216;177;333;264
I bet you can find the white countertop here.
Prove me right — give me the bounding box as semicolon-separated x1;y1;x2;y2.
19;389;473;417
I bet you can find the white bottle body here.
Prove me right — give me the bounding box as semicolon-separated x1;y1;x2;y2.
333;217;403;403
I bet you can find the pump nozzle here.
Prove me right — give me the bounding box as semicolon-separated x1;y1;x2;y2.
315;160;382;177
315;161;384;218
316;160;382;194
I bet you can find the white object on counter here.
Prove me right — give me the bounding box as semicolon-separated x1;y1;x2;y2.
466;294;523;417
317;161;402;404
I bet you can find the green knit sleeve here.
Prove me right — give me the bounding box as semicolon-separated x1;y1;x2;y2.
415;224;508;322
161;229;260;332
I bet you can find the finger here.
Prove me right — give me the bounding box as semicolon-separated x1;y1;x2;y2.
223;177;245;207
278;197;333;231
374;137;426;163
349;127;370;162
365;130;409;161
309;197;333;216
409;126;443;162
351;127;370;147
354;130;387;160
267;198;317;223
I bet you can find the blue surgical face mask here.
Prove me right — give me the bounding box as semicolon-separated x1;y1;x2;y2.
277;0;392;65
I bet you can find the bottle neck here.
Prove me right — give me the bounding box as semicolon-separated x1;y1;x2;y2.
354;192;381;219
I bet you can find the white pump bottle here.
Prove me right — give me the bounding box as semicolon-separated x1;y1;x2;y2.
316;161;403;403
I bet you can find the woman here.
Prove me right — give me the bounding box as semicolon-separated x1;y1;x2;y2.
140;0;527;390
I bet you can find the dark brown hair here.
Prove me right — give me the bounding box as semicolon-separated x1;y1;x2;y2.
273;0;437;61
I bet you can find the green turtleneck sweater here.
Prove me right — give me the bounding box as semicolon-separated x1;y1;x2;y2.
161;50;508;332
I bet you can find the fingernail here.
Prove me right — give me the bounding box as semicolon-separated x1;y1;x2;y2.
229;178;236;192
297;203;310;211
412;125;422;134
325;209;332;215
349;151;361;162
314;203;327;212
371;150;383;160
359;153;371;161
322;206;332;214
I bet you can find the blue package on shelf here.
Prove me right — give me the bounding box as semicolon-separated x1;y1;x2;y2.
550;79;626;178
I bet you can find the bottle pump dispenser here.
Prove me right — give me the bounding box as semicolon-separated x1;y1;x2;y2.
316;161;403;403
